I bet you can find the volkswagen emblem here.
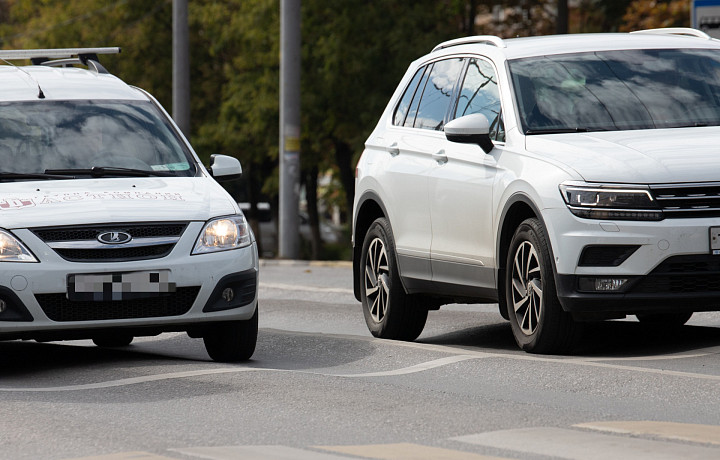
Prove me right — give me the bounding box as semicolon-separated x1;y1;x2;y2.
97;231;132;245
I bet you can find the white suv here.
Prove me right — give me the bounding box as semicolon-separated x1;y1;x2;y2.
0;48;258;361
352;28;720;354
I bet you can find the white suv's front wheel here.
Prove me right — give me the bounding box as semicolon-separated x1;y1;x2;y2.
506;218;580;354
360;218;427;341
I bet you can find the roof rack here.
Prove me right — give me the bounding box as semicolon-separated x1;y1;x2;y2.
630;28;711;39
0;47;121;74
432;35;506;52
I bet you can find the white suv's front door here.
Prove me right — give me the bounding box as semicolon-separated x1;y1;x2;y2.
429;57;504;292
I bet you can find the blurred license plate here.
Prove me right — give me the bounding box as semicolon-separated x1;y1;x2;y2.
67;271;175;301
712;227;720;255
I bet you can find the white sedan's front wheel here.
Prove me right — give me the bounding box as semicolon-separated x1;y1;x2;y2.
203;308;258;362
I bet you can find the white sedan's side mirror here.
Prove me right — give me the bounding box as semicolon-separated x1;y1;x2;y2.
209;154;242;181
444;113;494;153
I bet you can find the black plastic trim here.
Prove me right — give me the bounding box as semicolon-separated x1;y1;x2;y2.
202;269;257;312
0;287;34;322
557;274;720;313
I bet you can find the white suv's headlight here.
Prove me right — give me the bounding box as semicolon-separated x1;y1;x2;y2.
559;182;663;221
192;215;252;254
0;229;37;262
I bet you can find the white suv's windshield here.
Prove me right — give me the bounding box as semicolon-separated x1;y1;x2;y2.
0;100;196;177
510;48;720;133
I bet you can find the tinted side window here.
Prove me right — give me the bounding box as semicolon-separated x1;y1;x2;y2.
455;58;504;141
393;67;426;126
414;58;465;130
405;65;432;128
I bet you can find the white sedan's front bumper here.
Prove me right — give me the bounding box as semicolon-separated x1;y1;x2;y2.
0;222;258;338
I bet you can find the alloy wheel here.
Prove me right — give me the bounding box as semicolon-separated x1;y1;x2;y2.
364;237;390;323
511;241;543;335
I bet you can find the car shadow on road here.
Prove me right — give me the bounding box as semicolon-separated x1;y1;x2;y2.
0;329;381;379
419;319;720;358
0;339;198;379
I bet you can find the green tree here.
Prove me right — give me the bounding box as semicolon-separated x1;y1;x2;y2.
620;0;690;31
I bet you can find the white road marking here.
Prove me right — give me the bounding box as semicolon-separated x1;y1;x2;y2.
316;442;511;460
452;427;720;460
333;355;481;377
575;421;720;446
0;356;481;392
269;329;720;381
62;452;179;460
171;445;352;460
2;328;717;392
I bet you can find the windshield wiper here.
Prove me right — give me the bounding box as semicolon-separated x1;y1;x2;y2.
0;172;73;181
44;166;174;178
525;127;591;135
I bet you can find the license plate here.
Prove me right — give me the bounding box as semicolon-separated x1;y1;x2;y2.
67;271;176;301
711;227;720;255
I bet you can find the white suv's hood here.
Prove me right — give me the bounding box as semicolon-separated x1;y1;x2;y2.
0;177;238;229
525;127;720;184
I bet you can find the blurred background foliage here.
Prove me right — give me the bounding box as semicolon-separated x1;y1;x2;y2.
0;0;691;259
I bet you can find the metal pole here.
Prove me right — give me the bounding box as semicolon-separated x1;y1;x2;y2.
279;0;301;259
173;0;191;138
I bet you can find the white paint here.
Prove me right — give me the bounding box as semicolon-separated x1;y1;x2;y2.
452;427;720;460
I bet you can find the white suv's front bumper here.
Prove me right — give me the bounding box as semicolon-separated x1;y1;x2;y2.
544;208;720;315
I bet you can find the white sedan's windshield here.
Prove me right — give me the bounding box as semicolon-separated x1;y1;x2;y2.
0;100;195;176
510;48;720;133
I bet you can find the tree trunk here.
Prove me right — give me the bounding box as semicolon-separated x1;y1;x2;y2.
557;0;569;34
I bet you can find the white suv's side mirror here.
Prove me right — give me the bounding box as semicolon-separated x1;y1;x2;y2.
209;154;242;181
444;113;494;153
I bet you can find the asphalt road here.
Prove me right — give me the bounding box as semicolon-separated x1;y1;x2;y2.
2;261;720;460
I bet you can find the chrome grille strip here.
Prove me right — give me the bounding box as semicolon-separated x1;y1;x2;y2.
47;236;180;250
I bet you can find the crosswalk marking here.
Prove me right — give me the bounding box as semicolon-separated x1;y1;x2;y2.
63;452;178;460
315;443;511;460
62;421;720;460
452;427;720;460
171;446;352;460
576;421;720;446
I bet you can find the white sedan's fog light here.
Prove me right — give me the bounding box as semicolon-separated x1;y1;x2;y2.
192;215;251;254
222;288;235;303
0;230;37;262
579;277;628;292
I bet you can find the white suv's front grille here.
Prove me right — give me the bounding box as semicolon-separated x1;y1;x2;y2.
650;183;720;218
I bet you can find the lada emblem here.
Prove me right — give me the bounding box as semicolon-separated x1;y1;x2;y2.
97;231;132;245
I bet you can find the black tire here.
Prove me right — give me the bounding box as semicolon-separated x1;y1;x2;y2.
360;217;428;341
636;312;692;327
203;307;258;362
92;334;133;348
505;218;580;354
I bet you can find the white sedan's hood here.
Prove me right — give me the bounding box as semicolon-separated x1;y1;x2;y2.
525;127;720;184
0;177;238;229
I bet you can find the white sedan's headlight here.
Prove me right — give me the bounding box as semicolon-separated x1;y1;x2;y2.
0;229;37;262
192;215;252;254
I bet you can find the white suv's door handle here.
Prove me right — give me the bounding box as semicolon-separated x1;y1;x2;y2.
387;143;400;156
432;150;448;164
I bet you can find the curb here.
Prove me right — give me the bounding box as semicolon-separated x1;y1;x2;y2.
259;259;353;268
